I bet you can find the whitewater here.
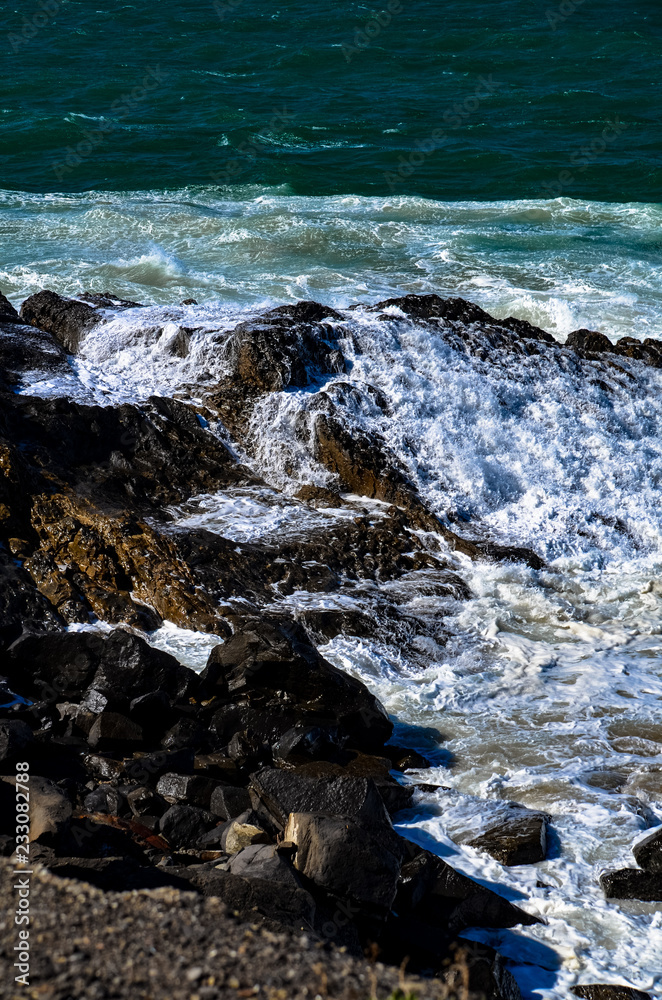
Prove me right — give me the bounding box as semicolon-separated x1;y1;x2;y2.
5;188;662;998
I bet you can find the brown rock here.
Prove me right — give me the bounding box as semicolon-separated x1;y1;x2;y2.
20;289;101;354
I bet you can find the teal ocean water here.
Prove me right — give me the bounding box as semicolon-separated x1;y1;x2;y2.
2;2;661;334
2;0;660;200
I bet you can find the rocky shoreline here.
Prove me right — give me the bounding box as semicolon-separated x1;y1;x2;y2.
1;289;660;999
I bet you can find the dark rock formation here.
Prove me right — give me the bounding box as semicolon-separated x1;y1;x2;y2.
0;292;19;323
249;767;392;832
20;289;101;354
600;868;662;901
224;300;346;393
285;810;404;912
199;615;393;753
632;827;662;872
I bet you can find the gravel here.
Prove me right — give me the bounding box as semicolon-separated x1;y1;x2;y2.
0;860;463;1000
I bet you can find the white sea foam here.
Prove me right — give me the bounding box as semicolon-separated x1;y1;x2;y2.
2;188;662;339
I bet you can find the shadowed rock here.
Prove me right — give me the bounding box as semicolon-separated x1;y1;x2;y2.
632;827;662;872
284;811;403;912
0;292;19;323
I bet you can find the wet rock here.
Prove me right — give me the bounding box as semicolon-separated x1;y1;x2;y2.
383;744;430;771
600;868;662;901
467;812;548;865
161;717;205;753
81;754;124;782
4;628;196;711
296;606;377;640
395;846;540;933
78;291;143;311
221;810;271;854
0;319;72;391
209;784;251;821
87;712;144;751
225;300;346;393
249;768;393;834
0;719;34;764
571;987;651;1000
159;803;216;849
270;758;413;817
86;630;198;710
156;773;219;808
633;827;662;872
566;329;615;355
199;615;393;754
20;289;101;354
294;484;344;507
284;811;403;912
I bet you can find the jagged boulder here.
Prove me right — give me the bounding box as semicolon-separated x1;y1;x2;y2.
0;292;19;323
199;615;393;754
4;629;198;711
571;987;651;1000
395;845;540;935
225;300;346;393
0;319;72;391
20;289;101;354
566;329;615;355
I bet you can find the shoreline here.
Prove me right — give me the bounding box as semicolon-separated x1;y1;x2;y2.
1;288;660;999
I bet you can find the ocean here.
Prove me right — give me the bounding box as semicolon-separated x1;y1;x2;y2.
2;1;662;997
